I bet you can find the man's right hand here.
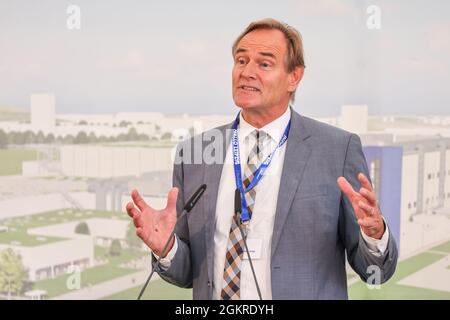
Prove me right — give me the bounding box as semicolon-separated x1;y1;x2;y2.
126;187;178;257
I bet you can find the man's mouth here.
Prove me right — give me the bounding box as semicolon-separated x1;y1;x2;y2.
238;85;260;92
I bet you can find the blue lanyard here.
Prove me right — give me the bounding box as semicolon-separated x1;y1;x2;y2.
232;111;291;224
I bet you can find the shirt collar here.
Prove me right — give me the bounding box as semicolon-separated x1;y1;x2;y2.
238;106;291;143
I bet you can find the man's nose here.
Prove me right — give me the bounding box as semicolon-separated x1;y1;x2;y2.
241;61;257;79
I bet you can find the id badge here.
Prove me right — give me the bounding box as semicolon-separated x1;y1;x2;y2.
243;238;263;260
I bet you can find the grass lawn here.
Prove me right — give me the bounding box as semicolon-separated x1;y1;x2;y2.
1;207;184;299
0;208;146;298
95;246;148;267
0;148;37;175
101;279;192;300
348;250;450;299
31;245;148;298
0;229;64;246
430;240;450;253
0;209;124;232
0;209;128;247
350;281;450;300
33;265;137;298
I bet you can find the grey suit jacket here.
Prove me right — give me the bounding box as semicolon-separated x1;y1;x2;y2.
154;109;398;299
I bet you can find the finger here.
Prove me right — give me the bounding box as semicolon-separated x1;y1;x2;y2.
358;200;375;216
165;187;179;212
337;176;357;202
359;188;377;206
358;173;373;192
126;202;139;218
357;218;377;229
133;212;143;228
136;227;144;240
131;189;149;211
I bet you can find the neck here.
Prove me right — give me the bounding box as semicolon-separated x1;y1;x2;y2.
241;105;289;129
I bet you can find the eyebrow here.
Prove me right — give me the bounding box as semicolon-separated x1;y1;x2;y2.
235;48;277;60
259;52;276;59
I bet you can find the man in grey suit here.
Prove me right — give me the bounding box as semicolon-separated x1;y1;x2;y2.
126;18;398;300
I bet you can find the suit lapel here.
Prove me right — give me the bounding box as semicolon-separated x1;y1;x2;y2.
202;123;232;283
271;110;313;259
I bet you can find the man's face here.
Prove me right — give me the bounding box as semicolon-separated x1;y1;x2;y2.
232;28;300;113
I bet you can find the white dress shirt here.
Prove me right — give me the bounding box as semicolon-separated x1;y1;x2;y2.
155;106;389;300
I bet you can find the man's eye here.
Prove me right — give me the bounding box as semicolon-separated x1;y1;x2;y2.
237;58;246;65
261;62;270;68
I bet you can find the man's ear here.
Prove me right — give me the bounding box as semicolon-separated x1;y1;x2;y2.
288;66;304;92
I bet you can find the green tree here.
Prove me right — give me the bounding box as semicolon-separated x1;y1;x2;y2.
44;133;55;144
0;129;8;148
88;132;98;143
126;128;138;141
161;132;172;140
23;131;36;144
109;239;122;256
117;133;127;142
97;135;108;143
0;248;28;299
10;131;26;145
126;222;141;251
138;133;149;141
74;221;90;235
74;131;88;144
63;134;75;144
36;131;45;144
119;120;131;128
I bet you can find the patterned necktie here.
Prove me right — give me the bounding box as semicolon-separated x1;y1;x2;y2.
221;129;266;300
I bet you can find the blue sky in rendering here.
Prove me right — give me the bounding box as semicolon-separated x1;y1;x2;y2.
0;0;449;116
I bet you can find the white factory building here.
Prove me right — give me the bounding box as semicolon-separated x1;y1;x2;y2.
361;133;450;256
0;238;94;281
59;145;175;178
398;138;450;217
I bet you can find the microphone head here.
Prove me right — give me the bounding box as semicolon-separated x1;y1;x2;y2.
184;184;207;212
234;188;242;214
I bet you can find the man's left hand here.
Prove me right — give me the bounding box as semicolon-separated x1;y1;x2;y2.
337;173;385;240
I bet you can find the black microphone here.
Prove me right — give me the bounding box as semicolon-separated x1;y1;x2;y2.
137;184;207;300
234;188;263;300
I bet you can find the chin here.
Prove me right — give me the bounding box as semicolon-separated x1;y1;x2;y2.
234;98;260;110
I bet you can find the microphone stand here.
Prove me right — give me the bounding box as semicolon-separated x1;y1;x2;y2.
137;184;207;300
234;189;263;300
